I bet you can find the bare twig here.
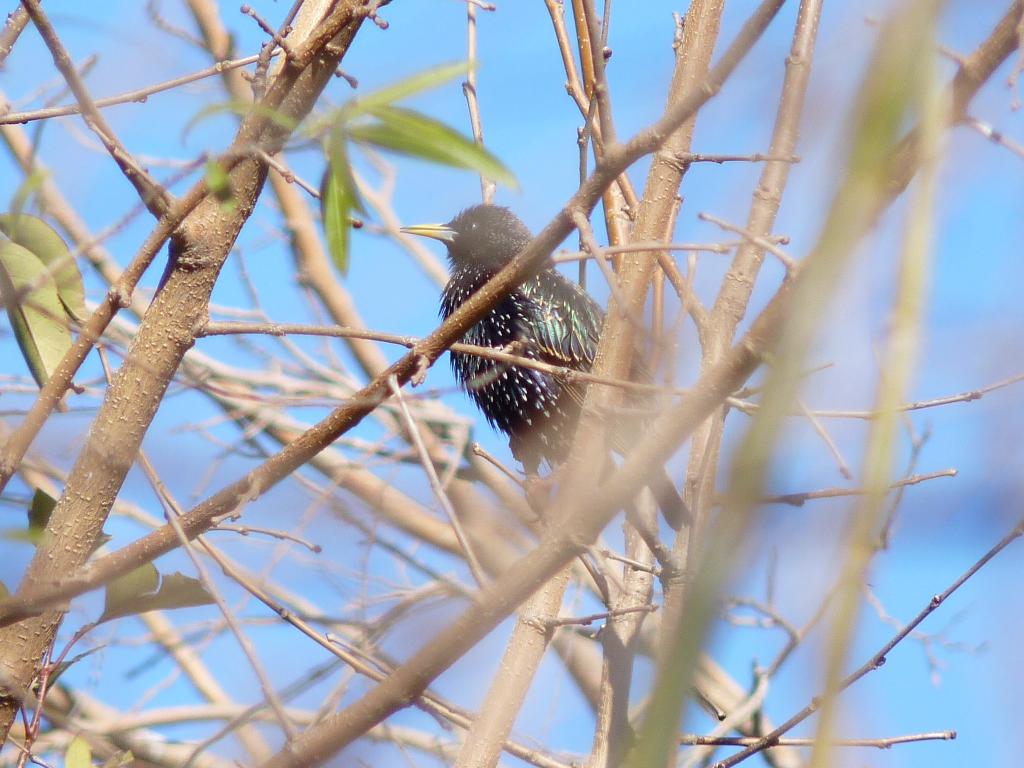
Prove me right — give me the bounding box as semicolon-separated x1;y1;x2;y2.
731;371;1024;420
551;238;787;262
387;376;488;588
198;320;691;398
471;443;525;486
212;524;323;554
462;0;496;203
0;53;272;125
546;604;657;628
680;152;800;164
798;398;853;480
133;446;298;740
965;114;1024;159
0;7;29;67
713;519;1024;767
20;0;172;215
571;210;645;329
699;211;798;272
685;731;956;748
756;469;956;506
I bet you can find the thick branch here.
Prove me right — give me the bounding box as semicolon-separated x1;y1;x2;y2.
0;0;369;739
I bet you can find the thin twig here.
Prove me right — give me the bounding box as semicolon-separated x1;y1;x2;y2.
571;210;646;330
798;398;853;480
212;524;323;554
685;731;955;748
713;519;1024;767
965;114;1024;160
0;7;29;67
679;152;800;164
471;443;524;486
755;468;956;507
20;0;171;215
699;211;797;272
545;604;657;628
256;149;321;198
462;0;496;203
0;53;271;125
132;446;298;740
387;376;488;588
578;0;617;145
731;371;1024;420
198;319;691;398
552;239;763;262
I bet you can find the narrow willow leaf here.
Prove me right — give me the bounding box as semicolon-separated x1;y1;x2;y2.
351;106;517;189
0;240;73;386
0;213;86;320
100;564;214;622
65;736;92;768
346;61;469;117
320;165;353;275
320;128;363;276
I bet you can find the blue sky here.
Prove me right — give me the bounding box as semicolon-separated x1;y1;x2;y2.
1;1;1023;766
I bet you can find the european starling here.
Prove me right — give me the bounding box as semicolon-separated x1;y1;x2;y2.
402;204;687;529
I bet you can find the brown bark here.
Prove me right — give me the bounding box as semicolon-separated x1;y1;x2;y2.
0;0;368;737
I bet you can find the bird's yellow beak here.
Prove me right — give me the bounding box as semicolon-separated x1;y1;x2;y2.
400;223;456;243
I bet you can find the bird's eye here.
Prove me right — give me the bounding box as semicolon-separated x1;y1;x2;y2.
469;221;478;230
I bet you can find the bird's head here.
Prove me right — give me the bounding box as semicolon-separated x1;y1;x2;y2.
401;204;533;271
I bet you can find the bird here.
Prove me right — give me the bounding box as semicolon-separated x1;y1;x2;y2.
401;204;687;530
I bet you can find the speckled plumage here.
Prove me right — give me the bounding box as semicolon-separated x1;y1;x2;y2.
437;206;602;475
411;204;686;529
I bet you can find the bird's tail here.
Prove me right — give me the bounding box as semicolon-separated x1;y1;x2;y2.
649;467;690;531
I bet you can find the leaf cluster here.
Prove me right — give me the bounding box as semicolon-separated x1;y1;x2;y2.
0;214;83;386
315;61;517;273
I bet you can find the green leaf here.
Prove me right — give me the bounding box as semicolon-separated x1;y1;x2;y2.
320;128;363;276
346;61;469;117
0;214;84;320
0;487;56;545
100;565;214;622
27;488;56;543
182;100;299;143
0;240;74;386
147;572;217;611
102;563;159;621
350;106;517;189
65;736;92;768
204;160;236;213
8;169;47;219
0;580;9;598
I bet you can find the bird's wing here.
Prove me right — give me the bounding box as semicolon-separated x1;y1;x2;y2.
517;271;604;411
521;270;661;453
522;271;603;369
